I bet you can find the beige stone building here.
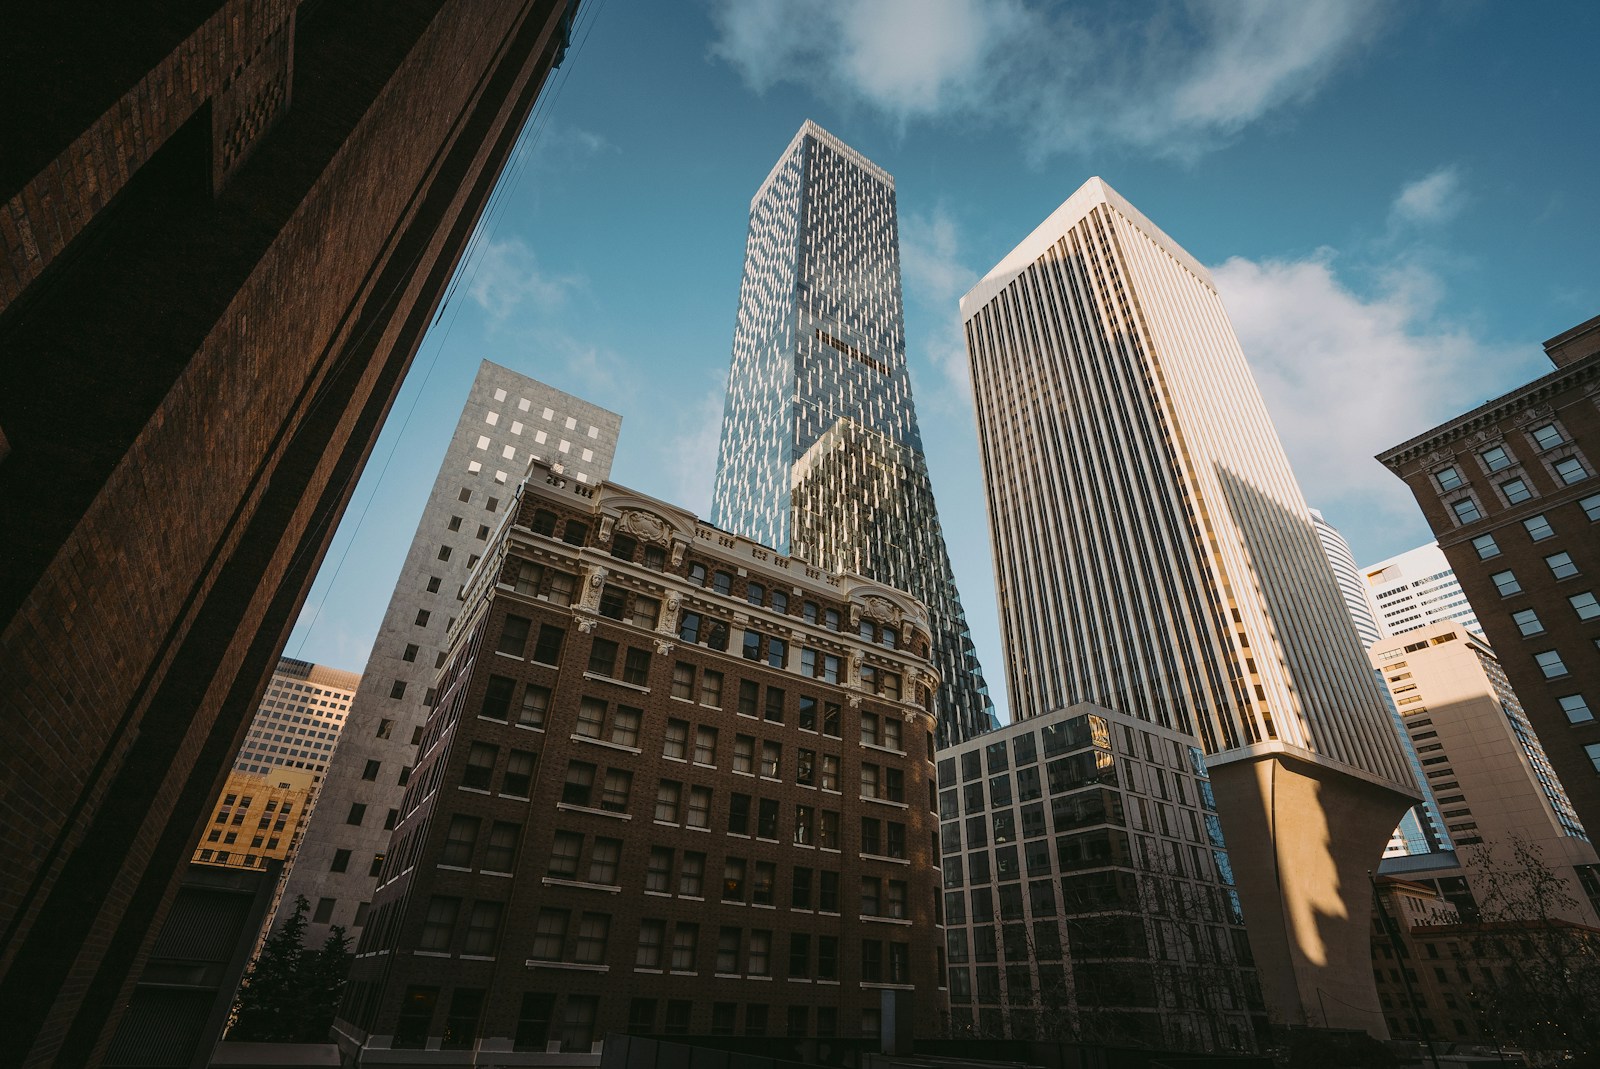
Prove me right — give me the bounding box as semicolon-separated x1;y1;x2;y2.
1370;620;1600;927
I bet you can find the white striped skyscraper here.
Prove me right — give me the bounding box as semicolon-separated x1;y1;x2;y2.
712;120;997;746
961;177;1417;1035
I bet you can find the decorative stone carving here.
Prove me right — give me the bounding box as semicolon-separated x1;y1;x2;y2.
860;595;901;625
616;509;672;546
597;515;614;543
847;693;862;708
654;639;675;656
578;566;607;610
576;617;597;634
671;541;686;566
1514;403;1556;425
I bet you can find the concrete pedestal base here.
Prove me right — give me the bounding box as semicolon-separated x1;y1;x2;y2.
1209;751;1415;1036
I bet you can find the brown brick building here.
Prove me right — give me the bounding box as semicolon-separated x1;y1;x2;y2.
1377;315;1600;847
335;461;945;1062
0;4;580;1064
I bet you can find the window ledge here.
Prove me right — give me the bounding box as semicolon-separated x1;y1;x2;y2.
861;982;914;991
542;877;623;894
582;671;651;694
662;755;688;764
437;864;472;873
861;796;909;810
458;786;491;796
634;967;664;974
526;961;610;973
460;954;496;962
861;853;911;866
787;977;814;984
571;734;642;755
556;802;631;820
414;951;451;958
493;651;525;662
861;915;914;926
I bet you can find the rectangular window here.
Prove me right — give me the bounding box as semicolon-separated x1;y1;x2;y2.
764;686;785;723
1547;552;1580;580
733;734;755;774
695;725;718;765
638;918;666;967
1524;514;1556;541
1532;423;1564;450
1555;456;1588;484
549;832;582;879
575;697;606;738
700;669;724;708
575;913;610;963
419;896;460;951
671;922;699;971
587;838;622;884
481;676;514;721
463;902;503;956
717;926;741;973
663;719;690;760
1559;695;1594;724
1480;445;1512;472
463;744;497;790
645;848;672;894
761;741;781;779
819;810;840;850
519;685;551;729
441;815;479;867
738;680;759;717
792;866;813;908
623;647;651;686
533;625;564;664
1502;477;1533;504
758;798;779;839
611;706;641;747
498;615;531;656
766;638;787;668
1571;592;1600;620
748;930;771;976
1452;498;1482;523
630;595;661;630
823;702;841;737
601;768;632;812
587;638;619;676
728;793;751;835
560;995;599;1053
672;662;695;700
547;571;577;606
687;786;712;829
531;909;568;960
562;761;596;807
485;822;519;873
1535;649;1570;678
1512;608;1545;636
1581;493;1600;522
1492;570;1521;596
655;780;683;823
1436;466;1463;490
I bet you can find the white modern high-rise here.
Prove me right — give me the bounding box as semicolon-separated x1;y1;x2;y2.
1310;509;1382;648
1361;542;1483;641
961;177;1417;1034
274;362;620;946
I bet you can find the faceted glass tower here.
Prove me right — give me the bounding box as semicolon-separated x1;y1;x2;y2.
711;120;997;746
961;177;1418;1035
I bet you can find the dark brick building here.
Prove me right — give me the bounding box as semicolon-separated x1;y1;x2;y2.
0;3;579;1064
336;462;945;1063
1377;314;1600;842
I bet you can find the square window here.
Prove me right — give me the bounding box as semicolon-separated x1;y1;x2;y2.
1501;478;1532;504
1570;592;1600;620
1547;552;1580;580
1451;498;1481;524
1559;694;1594;724
1532;423;1564;450
1480;445;1512;472
1492;570;1521;596
1555;456;1588;485
1512;608;1544;636
1435;466;1464;491
1535;649;1569;679
1524;514;1556;541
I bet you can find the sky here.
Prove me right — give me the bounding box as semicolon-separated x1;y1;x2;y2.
286;0;1600;724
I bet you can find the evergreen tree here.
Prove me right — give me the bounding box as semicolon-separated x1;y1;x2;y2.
230;896;309;1042
302;925;353;1041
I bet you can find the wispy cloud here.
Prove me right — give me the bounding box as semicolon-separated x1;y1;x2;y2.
1390;165;1468;227
660;376;728;516
466;237;578;321
899;205;979;406
1213;250;1532;555
709;0;1387;159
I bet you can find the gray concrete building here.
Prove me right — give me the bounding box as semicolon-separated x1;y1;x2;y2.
275;363;619;945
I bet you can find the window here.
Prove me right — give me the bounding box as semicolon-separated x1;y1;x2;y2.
638;919;666;967
611;706;641;747
717;927;741;973
623;647;651;686
789;933;811;978
362;759;381;781
601;768;632;812
1525;514;1556;541
1480;445;1512;472
313;898;336;924
1532;423;1564;450
728;794;751;835
503;750;536;797
741;630;761;661
547;570;577;606
485;822;519;872
758;798;779;839
687;786;712;829
562;761;596;807
823;702;841;737
331;849;351;873
1548;552;1580;580
599;586;626;620
1512;609;1545;636
1492;570;1521;596
655;780;682;823
1501;477;1532;504
498;615;531;656
402;643;419;662
1435;466;1463;491
395;986;439;1049
678;612;701;644
761;741;782;779
820;754;840;792
549;832;582;879
1555;456;1588;484
798;749;816;786
531;909;568;960
1582;494;1600;522
533;625;564;664
663;719;689;760
713;571;733;595
747;582;765;606
464;902;503;956
645;848;672;893
738;680;759;717
819;810;840;850
795;804;814;844
587;638;618;676
577;696;608;738
481;676;514;720
462;744;496;790
1571;592;1600;620
1535;650;1569;678
671;922;699;970
1451;499;1481;523
818;934;839;979
766;637;787;668
438;545;453;562
700;670;724;708
441;815;479;867
1559;695;1594;724
733;735;755;774
695;726;717;765
575;913;610;963
672;662;695;700
764;686;785;723
1587;742;1600;774
420;896;459;951
415;609;431;627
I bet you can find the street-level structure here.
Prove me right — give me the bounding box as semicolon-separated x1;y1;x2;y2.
277;364;619;948
335;459;943;1062
961;176;1418;1034
711;120;997;747
938;703;1261;1049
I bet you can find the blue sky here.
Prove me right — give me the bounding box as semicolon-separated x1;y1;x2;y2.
287;0;1600;724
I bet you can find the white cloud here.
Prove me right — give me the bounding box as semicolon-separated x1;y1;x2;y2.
661;378;728;516
466;237;576;321
1212;252;1531;558
709;0;1385;158
1390;166;1467;226
899;207;982;412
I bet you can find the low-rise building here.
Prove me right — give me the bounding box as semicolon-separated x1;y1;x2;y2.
936;704;1261;1050
334;461;944;1063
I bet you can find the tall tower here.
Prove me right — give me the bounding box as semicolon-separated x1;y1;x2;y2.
961;177;1418;1034
276;362;619;947
711;120;996;746
1361;542;1484;641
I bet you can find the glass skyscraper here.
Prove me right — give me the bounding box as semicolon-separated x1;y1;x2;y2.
711;120;998;746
